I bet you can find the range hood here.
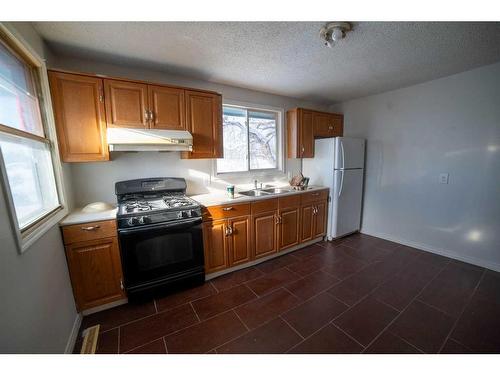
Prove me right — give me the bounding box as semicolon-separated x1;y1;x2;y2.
107;128;193;152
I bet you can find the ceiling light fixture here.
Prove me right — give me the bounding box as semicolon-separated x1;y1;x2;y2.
320;22;352;48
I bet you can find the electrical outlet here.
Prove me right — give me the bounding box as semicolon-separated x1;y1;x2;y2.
439;173;449;184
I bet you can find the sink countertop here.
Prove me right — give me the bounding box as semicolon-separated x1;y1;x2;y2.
58;186;329;225
59;206;118;226
189;185;329;207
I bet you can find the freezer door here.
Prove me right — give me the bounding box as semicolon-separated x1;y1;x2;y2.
331;169;364;238
334;137;366;170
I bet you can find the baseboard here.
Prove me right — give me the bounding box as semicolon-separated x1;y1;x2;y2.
64;313;82;354
360;229;500;273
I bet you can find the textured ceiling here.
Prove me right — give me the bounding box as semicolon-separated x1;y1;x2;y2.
33;22;500;104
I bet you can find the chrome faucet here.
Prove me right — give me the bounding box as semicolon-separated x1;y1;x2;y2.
254;179;263;189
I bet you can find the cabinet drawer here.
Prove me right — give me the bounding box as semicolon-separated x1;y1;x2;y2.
279;195;301;209
251;198;278;214
62;220;117;245
301;189;329;205
202;203;251;221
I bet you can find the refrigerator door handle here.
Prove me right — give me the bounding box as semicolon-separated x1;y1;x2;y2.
338;170;344;197
340;140;345;170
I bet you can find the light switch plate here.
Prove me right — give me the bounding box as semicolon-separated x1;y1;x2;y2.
439;173;449;184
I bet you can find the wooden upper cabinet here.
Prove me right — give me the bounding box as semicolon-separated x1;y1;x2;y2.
314;112;344;138
203;219;229;274
300;109;314;158
104;79;148;128
287;108;344;158
148;85;185;130
48;71;108;162
65;236;125;311
228;215;251;266
182;90;223;159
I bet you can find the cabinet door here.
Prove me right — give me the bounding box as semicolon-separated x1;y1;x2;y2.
148;85;185;130
300;204;314;243
228;216;251;266
202;219;229;273
278;207;300;250
48;72;108;162
182;90;223;159
104;79;148;128
332;114;344;136
253;211;278;259
65;237;125;311
312;112;333;138
299;109;314;158
313;201;328;238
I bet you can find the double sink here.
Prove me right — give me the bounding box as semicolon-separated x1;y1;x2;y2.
239;187;292;197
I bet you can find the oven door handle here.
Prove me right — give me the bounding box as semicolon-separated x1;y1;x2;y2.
118;217;202;234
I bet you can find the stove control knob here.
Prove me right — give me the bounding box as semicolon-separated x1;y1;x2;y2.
184;210;192;218
177;211;183;219
127;217;137;226
138;216;149;225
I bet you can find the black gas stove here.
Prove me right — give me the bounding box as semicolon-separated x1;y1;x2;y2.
115;178;205;302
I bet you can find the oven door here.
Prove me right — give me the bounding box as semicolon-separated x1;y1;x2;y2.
118;217;204;289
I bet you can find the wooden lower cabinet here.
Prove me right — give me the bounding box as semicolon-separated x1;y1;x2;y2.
300;204;314;243
252;210;278;259
278;206;300;251
65;237;125;311
312;201;327;238
203;215;251;273
202;219;229;273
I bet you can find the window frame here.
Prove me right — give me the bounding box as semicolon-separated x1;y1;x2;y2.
214;100;286;178
0;23;68;254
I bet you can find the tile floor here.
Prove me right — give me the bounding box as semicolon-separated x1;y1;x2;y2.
73;233;500;354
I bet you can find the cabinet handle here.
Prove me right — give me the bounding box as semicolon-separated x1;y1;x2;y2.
222;207;234;211
275;215;280;225
80;225;100;231
149;110;155;123
311;192;319;196
329;125;333;130
120;279;124;290
301;146;305;155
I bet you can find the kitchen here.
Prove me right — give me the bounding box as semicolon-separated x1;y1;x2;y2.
1;7;500;371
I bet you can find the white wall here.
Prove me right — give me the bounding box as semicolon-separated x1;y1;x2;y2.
0;23;78;353
51;56;329;206
332;62;500;271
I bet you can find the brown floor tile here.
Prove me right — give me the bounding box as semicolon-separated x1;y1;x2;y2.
334;296;398;346
125;339;167;354
255;253;300;274
418;262;483;317
287;255;328;276
327;261;395;306
364;331;422;353
389;300;455;353
80;301;156;334
120;303;198;353
210;267;264;291
475;270;500;303
192;284;257;320
416;251;450;268
165;311;247;353
289;244;326;260
282;292;348;337
371;273;429;311
217;318;302;353
156;282;217;312
440;338;473;354
288;324;363;353
246;267;299;296
341;244;393;263
285;271;340;300
450;293;500;353
321;256;367;280
235;288;300;330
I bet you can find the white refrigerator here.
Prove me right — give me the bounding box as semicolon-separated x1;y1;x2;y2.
303;137;365;240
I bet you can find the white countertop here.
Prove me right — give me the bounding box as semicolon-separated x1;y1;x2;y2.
189;185;329;207
59;206;118;226
59;186;329;226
